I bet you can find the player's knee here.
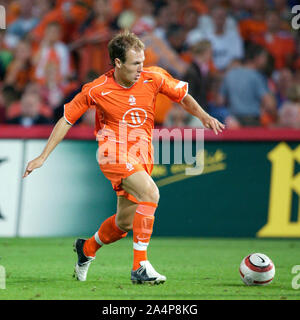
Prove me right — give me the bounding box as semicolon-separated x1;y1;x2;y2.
115;216;133;232
142;183;160;204
117;221;133;232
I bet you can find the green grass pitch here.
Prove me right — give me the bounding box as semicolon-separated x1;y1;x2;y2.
0;237;300;300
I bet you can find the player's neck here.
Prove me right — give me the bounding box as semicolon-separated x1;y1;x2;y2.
113;70;134;88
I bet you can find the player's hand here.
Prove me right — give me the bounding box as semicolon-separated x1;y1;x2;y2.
201;114;225;135
23;157;45;178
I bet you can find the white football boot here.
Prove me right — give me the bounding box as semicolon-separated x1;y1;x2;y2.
131;260;166;285
73;238;95;281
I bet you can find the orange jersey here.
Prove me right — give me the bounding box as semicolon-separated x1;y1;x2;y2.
64;66;188;165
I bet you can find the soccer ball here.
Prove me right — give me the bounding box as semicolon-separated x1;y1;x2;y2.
239;253;275;286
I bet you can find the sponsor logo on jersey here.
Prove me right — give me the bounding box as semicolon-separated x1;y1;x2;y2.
122;108;147;128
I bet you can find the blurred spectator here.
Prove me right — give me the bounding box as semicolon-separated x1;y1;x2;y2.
165;24;187;55
40;64;65;111
204;74;230;125
185;73;230;127
251;10;296;70
294;62;300;86
228;0;250;22
4;39;34;93
0;85;21;123
0;85;20;108
192;6;244;71
30;0;91;45
165;103;192;127
4;0;39;48
32;0;55;21
117;0;155;34
218;44;277;127
181;6;200;47
7;91;52;126
239;0;266;42
0;0;299;130
153;3;177;41
141;31;188;78
187;0;238;46
33;22;71;83
6;82;52;120
4;0;21;26
0;30;13;80
131;0;155;35
183;40;214;111
273;68;294;108
271;0;294;28
278;84;300;128
70;0;113;80
0;105;4;123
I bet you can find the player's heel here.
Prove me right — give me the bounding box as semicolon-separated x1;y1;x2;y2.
131;261;166;285
73;238;95;281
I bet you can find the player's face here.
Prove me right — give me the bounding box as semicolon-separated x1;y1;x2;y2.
120;49;145;84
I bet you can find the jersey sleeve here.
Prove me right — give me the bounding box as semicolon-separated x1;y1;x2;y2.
64;83;94;125
155;67;189;103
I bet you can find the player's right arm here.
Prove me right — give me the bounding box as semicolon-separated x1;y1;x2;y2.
23;117;72;178
23;80;95;178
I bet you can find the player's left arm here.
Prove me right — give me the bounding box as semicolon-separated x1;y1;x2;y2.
180;94;225;135
153;67;225;134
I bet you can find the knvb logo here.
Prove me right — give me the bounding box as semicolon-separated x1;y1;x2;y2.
291;5;300;30
128;95;136;106
0;5;5;30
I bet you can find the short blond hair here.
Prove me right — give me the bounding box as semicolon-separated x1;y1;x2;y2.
108;30;145;67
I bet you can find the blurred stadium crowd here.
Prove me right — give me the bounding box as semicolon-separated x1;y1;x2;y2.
0;0;300;129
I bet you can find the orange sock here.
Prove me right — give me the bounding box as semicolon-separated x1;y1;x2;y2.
83;235;101;257
132;202;157;271
83;214;128;257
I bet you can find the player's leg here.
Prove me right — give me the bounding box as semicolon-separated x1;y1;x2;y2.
121;171;166;284
73;197;130;281
115;196;139;232
121;170;159;204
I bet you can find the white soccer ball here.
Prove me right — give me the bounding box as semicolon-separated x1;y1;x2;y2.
239;253;275;286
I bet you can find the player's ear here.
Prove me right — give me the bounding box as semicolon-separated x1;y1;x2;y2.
115;58;122;69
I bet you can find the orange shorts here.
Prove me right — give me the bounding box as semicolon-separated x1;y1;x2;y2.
99;162;154;203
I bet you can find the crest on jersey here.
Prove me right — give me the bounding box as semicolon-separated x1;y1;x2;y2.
128;95;136;105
